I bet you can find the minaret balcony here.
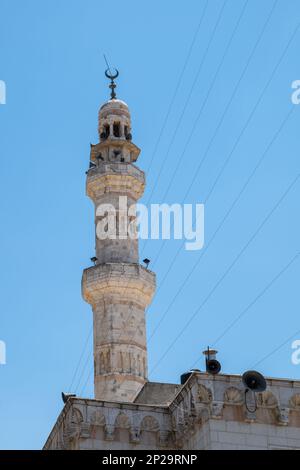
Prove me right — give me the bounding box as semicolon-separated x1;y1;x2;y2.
86;162;145;201
82;262;156;308
90;139;140;163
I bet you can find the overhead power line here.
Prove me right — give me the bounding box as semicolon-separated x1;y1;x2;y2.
212;253;300;348
148;1;284;269
68;326;92;392
144;0;209;175
149;170;300;376
186;252;300;370
251;326;300;369
145;0;278;222
148;106;295;342
143;0;228;209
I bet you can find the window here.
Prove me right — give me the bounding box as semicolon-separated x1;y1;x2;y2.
102;124;109;139
113;122;120;137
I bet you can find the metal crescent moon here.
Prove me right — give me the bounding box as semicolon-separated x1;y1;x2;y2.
105;68;119;80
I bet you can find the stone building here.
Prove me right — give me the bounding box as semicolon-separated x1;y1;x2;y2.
44;74;300;450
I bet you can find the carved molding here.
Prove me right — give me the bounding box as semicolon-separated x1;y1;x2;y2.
277;407;289;426
140;416;160;432
197;384;212;404
104;424;115;441
211;401;224;419
257;391;278;409
90;409;106;426
114;413;131;429
289;393;300;410
224;387;243;405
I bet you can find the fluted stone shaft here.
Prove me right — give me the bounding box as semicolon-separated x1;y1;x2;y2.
86;162;144;264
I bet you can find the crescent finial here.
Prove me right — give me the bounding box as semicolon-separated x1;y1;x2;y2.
104;68;119;99
105;68;119;81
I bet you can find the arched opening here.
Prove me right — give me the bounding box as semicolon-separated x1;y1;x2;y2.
114;413;131;443
125;125;132;140
113;122;121;137
140;416;160;447
100;124;110;140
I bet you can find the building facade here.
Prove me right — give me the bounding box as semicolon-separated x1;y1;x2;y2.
44;75;300;450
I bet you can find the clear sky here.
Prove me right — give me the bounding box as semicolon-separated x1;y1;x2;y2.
0;0;299;449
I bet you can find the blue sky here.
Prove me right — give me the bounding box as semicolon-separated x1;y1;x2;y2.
0;0;299;449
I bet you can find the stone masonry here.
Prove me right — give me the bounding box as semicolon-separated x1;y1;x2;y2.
44;371;300;449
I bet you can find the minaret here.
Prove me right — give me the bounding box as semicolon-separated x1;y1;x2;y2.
82;70;156;402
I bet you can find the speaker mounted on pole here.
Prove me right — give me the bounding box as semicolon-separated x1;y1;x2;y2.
203;347;221;375
242;370;267;412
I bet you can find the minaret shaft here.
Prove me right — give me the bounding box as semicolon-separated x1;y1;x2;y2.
82;96;155;402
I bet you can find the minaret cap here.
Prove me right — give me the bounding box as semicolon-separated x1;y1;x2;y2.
98;68;133;145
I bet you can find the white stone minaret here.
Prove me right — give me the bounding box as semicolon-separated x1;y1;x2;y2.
82;71;156;402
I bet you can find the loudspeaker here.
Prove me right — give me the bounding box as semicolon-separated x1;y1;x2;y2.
206;358;221;375
242;370;267;392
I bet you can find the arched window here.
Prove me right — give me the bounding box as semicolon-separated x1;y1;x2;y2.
113;122;120;137
101;124;109;140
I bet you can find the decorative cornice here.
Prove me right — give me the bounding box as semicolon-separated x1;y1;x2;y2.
82;263;156;307
86;166;145;201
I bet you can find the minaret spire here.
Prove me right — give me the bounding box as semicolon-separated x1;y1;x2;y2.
105;68;119;100
103;55;118;100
